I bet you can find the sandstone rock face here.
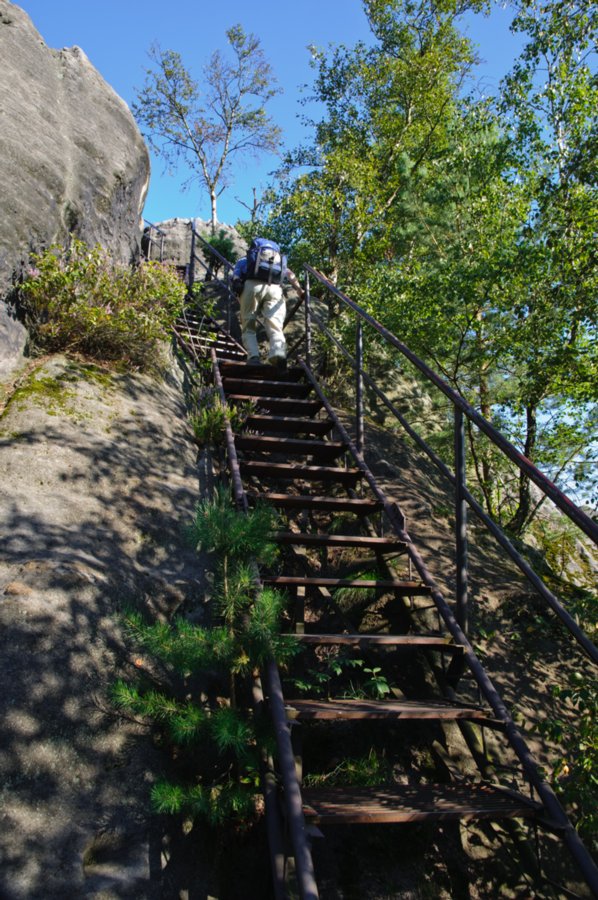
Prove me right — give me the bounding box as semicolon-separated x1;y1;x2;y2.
0;302;27;382
0;0;150;296
143;218;247;279
0;353;205;897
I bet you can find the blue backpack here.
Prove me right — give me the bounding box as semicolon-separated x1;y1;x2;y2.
247;238;286;285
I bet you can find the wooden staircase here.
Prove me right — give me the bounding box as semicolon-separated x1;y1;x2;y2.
217;357;546;887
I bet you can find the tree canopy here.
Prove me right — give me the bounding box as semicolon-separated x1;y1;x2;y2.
250;0;597;529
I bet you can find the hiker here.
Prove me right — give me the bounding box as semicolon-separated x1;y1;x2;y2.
232;237;304;368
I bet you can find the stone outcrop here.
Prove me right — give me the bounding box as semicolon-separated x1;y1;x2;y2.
143;218;247;279
0;0;150;296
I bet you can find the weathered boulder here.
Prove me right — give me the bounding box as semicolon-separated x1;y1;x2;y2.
0;0;150;295
143;218;247;279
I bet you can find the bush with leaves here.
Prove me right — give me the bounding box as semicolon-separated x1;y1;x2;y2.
20;239;186;372
206;229;239;276
189;385;254;447
113;487;296;826
541;672;598;852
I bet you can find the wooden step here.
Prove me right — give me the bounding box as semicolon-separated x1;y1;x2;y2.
243;415;334;436
228;396;324;416
219;361;304;381
287;634;459;651
235;435;347;460
251;493;381;513
241;461;363;486
262;576;430;595
223;378;311;398
274;533;406;551
285;698;500;725
301;782;540;825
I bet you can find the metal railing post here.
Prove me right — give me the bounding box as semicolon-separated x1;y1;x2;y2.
304;269;311;368
188;221;196;290
356;319;364;455
454;407;469;634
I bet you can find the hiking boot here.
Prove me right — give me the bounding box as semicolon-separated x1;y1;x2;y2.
269;355;287;370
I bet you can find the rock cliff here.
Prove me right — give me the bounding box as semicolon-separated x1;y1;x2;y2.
143;218;247;278
0;0;149;295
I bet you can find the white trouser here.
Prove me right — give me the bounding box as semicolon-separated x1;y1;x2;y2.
239;279;287;360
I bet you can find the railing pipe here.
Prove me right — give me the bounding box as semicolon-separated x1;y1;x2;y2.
305;306;598;662
454;407;469;634
301;368;598;895
304;266;598;548
299;361;405;533
356;319;365;455
265;660;319;900
188;222;196;290
190;223;235;273
304;269;312;368
211;349;247;511
142;220;166;263
302;350;598;890
252;676;287;900
404;538;598;896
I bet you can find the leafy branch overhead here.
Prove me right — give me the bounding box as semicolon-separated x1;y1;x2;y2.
259;0;597;529
133;25;282;230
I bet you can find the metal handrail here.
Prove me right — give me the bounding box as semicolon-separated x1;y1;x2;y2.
299;359;598;894
303;264;598;665
142;219;166;262
305;265;598;547
212;348;318;899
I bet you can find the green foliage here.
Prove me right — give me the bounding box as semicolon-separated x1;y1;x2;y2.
255;0;597;529
20;240;186;373
189;386;254;446
151;778;257;826
207;229;239;267
289;651;393;701
122;611;233;674
541;672;598;850
114;490;294;829
188;485;278;567
303;748;393;788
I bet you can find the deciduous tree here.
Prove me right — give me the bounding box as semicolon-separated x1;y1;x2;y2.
134;26;281;231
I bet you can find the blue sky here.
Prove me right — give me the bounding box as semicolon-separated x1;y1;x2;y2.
16;0;524;226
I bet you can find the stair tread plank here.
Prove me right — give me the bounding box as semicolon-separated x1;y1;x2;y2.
240;461;362;484
229;396;324;415
251;493;381;512
244;415;334;435
285;698;497;723
262;576;430;593
223;378;311;398
219;361;304;381
286;634;459;649
301;782;540;824
274;532;406;550
236;435;346;457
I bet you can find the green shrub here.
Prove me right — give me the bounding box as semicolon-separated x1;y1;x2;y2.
113;489;296;828
541;672;598;851
207;229;238;267
20;239;186;372
189;386;254;446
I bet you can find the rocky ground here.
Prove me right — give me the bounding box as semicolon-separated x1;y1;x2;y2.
0;349;206;898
